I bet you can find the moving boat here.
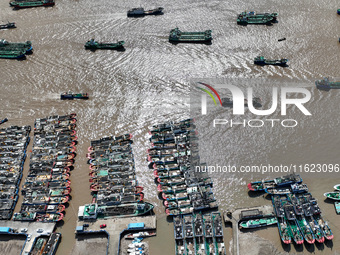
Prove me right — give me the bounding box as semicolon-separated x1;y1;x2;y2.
237;11;278;25
9;0;55;8
60;92;89;100
254;56;288;66
324;192;340;201
127;7;164;17
0;50;26;59
0;22;16;29
169;28;212;43
315;77;340;90
0;39;32;53
85;39;125;50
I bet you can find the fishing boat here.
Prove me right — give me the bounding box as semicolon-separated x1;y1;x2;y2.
84;39;125;50
0;118;8;125
96;202;154;218
9;0;55;8
291;183;308;193
36;212;64;222
305;215;325;243
335;202;340;215
183;214;194;238
334;184;340;191
0;50;26;59
315;77;340;90
254;56;288;66
265;187;291;195
284;203;304;244
278;37;286;42
239;217;278;229
0;22;16;29
169;28;212;43
212;212;223;237
313;214;333;240
175;239;185;255
184;237;196;255
174;215;184;239
248;174;302;191
127;7;164;17
295;214;315;244
60;92;89;100
194;212;204;237
324;192;340;201
13;211;36;221
237;11;278;25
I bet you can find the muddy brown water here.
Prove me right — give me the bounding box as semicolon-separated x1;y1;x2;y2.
0;0;340;254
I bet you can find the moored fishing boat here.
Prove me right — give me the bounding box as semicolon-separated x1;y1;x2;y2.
126;231;156;239
96;202;154;218
239;217;278;229
334;184;340;191
324;192;340;201
335;202;340;215
0;118;8;125
305;215;324;243
284;203;304;244
248;174;302;191
36;212;64;222
313;214;333;240
295;214;315;244
174;215;184;239
13;211;36;221
183;214;194;238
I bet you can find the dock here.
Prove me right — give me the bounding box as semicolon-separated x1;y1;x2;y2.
0;221;56;254
75;215;156;255
223;205;274;255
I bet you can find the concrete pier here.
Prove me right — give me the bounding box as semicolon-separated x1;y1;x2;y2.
0;221;56;255
74;215;157;255
223;205;274;255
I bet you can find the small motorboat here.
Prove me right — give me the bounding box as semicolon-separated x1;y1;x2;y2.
60;92;89;100
0;118;8;125
278;37;286;42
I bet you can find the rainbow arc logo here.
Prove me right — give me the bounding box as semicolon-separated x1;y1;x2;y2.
196;82;222;114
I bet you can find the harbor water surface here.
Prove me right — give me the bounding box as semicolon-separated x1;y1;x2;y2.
0;0;340;254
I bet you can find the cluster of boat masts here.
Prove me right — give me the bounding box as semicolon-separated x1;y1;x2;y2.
83;135;154;219
148;119;218;216
248;174;333;245
12;114;77;222
174;212;225;255
0;125;30;220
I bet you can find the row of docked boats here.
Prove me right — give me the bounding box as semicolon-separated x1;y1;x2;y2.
272;193;333;245
148;119;217;216
78;134;153;220
174;212;225;255
0;125;30;219
13;113;77;222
